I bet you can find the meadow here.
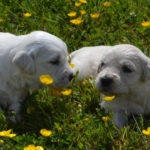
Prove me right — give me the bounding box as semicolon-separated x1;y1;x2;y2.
0;0;150;149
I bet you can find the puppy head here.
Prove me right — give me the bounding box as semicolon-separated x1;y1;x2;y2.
96;44;150;95
12;31;74;89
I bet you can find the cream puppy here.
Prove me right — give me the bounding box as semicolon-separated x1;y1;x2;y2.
0;31;74;121
95;44;150;128
70;46;111;80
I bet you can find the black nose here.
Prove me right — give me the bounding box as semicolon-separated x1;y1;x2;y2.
69;73;74;81
101;76;113;87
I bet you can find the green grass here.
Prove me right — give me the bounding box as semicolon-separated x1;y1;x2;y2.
0;0;150;149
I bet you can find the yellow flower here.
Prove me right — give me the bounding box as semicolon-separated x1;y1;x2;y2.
0;18;3;22
84;118;89;122
24;145;36;150
69;63;75;68
0;129;16;138
103;2;111;7
70;18;83;25
79;0;87;3
141;21;150;27
68;12;77;17
36;146;44;150
61;89;72;95
51;88;62;96
142;127;150;136
27;107;35;114
103;95;115;101
102;116;111;121
80;10;86;15
40;129;52;137
23;13;32;17
39;74;53;85
90;13;100;19
75;2;81;6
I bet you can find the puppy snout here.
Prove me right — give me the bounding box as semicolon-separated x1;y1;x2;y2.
101;76;113;87
69;73;74;81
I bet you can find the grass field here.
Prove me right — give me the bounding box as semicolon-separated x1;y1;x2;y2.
0;0;150;149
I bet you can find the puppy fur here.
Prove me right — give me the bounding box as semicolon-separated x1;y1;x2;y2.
95;44;150;128
70;46;111;80
0;31;74;121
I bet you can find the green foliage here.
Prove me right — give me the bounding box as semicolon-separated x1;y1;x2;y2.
0;0;150;149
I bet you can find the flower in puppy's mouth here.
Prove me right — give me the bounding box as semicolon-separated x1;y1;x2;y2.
103;95;115;101
39;74;53;85
142;127;150;136
69;63;75;68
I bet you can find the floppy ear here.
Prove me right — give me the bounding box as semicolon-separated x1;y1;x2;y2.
141;56;150;81
12;51;34;74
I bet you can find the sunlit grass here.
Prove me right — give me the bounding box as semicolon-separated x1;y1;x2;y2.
0;0;150;149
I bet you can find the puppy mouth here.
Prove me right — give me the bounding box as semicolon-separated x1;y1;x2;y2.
100;87;114;96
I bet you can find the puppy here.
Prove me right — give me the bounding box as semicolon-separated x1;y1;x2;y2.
70;46;111;80
95;44;150;128
0;31;74;121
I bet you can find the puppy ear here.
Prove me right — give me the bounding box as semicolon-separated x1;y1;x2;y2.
12;51;34;73
141;57;150;81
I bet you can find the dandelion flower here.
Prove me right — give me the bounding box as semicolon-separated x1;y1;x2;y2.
0;18;3;22
141;21;150;27
102;116;111;121
39;74;53;85
68;12;77;17
40;129;52;137
69;63;75;68
103;95;115;101
0;129;16;138
70;18;83;25
79;0;87;3
90;13;100;19
24;144;36;150
103;2;111;7
80;10;86;15
23;13;32;17
75;2;81;6
61;89;72;95
142;127;150;136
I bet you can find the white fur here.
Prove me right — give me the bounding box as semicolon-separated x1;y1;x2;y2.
70;46;111;80
95;44;150;128
0;31;73;121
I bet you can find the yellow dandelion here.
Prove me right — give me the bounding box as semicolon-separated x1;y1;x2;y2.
40;129;52;137
80;10;86;15
142;127;150;136
23;13;32;17
75;2;81;6
39;74;53;85
0;18;3;22
103;95;115;101
51;88;62;96
103;2;111;7
84;118;89;122
90;13;100;19
68;12;77;17
0;129;16;138
36;146;44;150
27;107;35;114
79;0;87;3
70;18;83;25
141;21;150;27
61;89;72;96
24;144;36;150
69;63;75;68
102;116;111;121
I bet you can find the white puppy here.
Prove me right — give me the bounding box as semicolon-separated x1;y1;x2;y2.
70;46;111;80
95;44;150;128
0;31;74;120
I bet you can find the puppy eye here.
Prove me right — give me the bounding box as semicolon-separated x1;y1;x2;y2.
49;59;59;65
98;62;105;73
122;66;132;73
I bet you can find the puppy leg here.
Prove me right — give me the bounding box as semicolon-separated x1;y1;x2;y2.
113;110;127;128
